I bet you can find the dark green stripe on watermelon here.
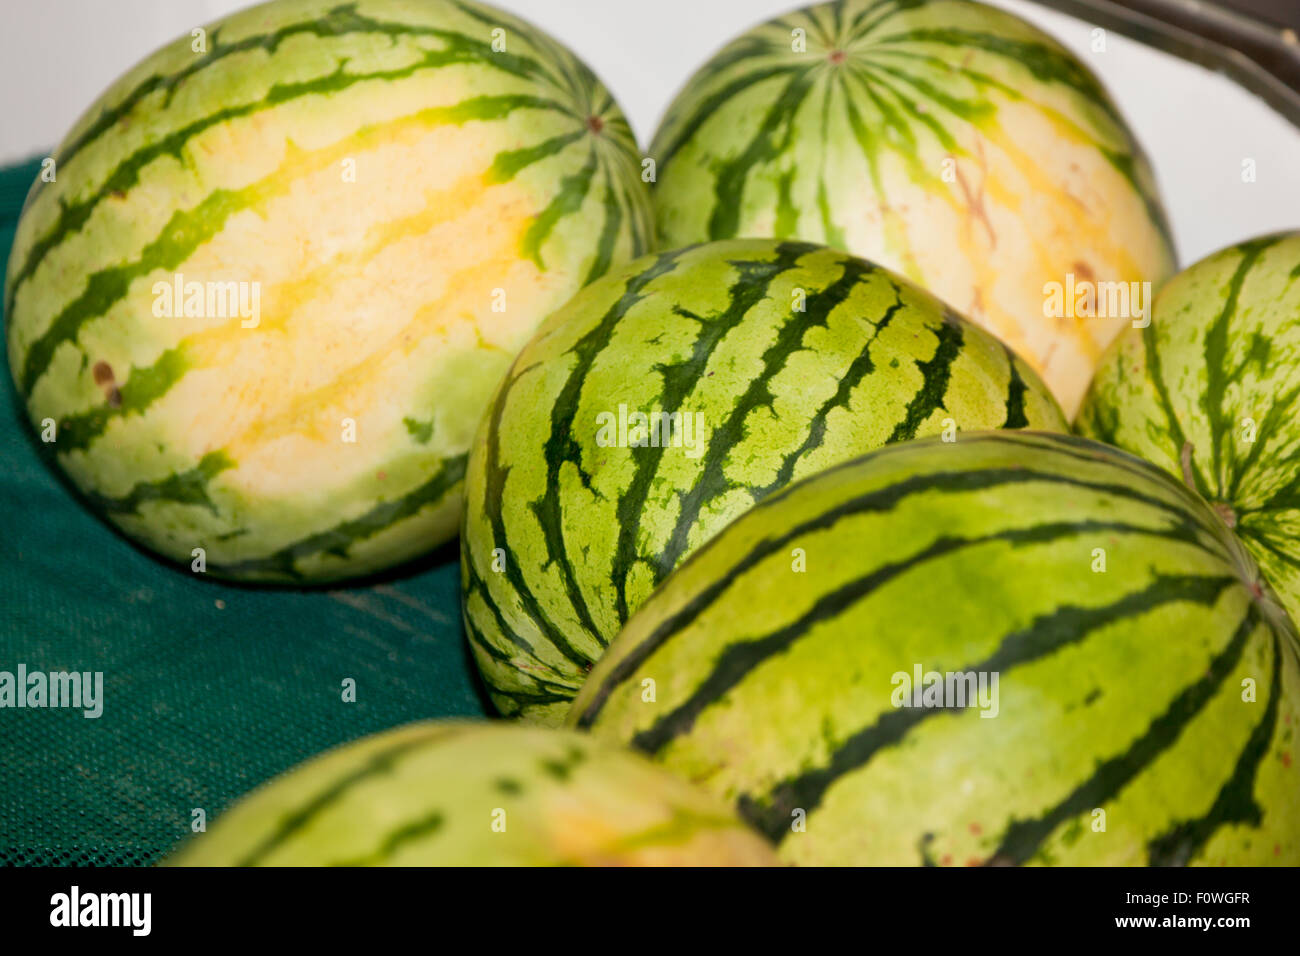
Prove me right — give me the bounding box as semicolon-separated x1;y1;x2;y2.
207;453;468;581
235;726;460;866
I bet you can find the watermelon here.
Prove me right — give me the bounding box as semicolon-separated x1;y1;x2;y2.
462;239;1067;724
569;431;1300;866
648;0;1175;417
164;720;778;866
1079;233;1300;629
3;0;651;582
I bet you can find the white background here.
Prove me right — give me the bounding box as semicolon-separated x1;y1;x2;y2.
1;0;1298;265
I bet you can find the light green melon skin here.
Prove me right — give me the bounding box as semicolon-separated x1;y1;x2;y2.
165;721;777;866
570;432;1300;866
4;0;651;582
649;0;1175;417
461;239;1067;725
1078;233;1300;629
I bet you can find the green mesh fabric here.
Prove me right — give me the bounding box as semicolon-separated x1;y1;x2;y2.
0;156;490;867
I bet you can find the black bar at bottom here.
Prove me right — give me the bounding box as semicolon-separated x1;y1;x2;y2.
0;864;1287;941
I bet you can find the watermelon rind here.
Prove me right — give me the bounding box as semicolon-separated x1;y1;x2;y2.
571;431;1300;866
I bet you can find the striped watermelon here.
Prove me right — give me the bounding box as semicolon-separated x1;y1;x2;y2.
648;0;1175;417
570;432;1300;866
1079;233;1300;630
3;0;650;582
462;239;1067;724
164;720;778;865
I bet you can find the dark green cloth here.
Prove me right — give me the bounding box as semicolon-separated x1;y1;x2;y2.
0;157;489;866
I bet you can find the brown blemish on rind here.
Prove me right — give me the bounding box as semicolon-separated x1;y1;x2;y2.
1179;441;1196;487
92;360;122;407
952;141;997;248
1211;501;1237;529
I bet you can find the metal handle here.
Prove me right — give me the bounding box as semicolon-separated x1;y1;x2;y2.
1034;0;1300;126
